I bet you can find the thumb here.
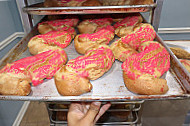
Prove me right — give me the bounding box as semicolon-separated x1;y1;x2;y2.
83;102;101;123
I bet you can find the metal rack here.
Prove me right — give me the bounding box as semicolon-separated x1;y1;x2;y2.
45;101;144;125
7;0;186;125
16;0;164;33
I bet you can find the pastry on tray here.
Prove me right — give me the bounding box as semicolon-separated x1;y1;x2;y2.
111;23;156;62
74;29;114;54
122;41;170;95
28;30;72;55
114;13;143;37
38;18;79;38
0;49;67;96
77;18;113;34
54;45;115;96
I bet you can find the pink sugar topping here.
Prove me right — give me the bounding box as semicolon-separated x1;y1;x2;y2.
35;30;71;48
114;15;141;29
0;50;67;86
67;46;114;78
121;42;170;80
78;29;114;44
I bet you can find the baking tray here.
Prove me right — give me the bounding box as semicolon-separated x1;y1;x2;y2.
0;21;190;102
23;2;157;15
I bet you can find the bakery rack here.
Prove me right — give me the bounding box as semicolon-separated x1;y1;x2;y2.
1;0;189;125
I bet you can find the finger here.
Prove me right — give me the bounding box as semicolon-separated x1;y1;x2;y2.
83;102;101;123
69;102;83;112
95;102;111;122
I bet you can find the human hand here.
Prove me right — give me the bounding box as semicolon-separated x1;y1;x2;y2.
67;102;111;126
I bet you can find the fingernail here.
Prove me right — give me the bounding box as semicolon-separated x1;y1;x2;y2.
93;102;101;106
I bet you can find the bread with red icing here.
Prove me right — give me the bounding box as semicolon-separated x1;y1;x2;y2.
77;18;113;34
28;30;72;55
0;49;67;96
122;41;170;95
74;29;114;54
110;40;138;62
54;45;115;96
114;14;143;37
110;23;156;62
38;18;78;38
120;23;156;50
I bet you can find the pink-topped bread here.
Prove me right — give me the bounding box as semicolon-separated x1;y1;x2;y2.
54;45;115;96
114;14;143;37
28;30;72;55
122;41;170;95
110;40;138;62
38;18;79;34
77;18;113;34
56;26;76;39
0;49;67;96
120;23;156;50
74;29;114;54
95;25;115;33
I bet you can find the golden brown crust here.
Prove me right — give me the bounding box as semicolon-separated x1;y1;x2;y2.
0;73;31;96
54;66;92;96
123;72;168;95
28;37;64;55
115;26;135;37
74;30;114;54
110;40;138;62
38;23;55;34
74;35;101;54
77;21;98;34
170;47;190;59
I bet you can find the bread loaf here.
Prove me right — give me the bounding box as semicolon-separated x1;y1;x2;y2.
28;30;72;55
77;18;113;34
114;14;143;37
38;18;78;37
54;45;115;96
122;41;170;95
0;49;67;96
74;29;114;54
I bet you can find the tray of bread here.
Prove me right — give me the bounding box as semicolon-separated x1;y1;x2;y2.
0;14;190;101
23;0;156;15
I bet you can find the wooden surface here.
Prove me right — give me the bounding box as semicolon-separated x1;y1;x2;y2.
19;102;50;126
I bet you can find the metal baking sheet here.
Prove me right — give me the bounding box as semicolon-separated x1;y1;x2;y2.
23;3;157;15
0;25;190;102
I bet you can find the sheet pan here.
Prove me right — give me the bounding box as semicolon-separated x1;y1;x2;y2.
0;22;190;102
23;2;156;15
